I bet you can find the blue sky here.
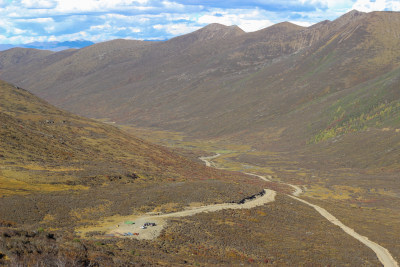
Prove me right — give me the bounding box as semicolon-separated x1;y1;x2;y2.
0;0;399;44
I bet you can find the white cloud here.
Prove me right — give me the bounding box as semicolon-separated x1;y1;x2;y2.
154;23;200;35
162;0;185;10
289;20;313;27
239;19;274;32
12;0;152;15
304;0;349;9
13;28;28;34
139;17;150;23
153;24;163;30
130;27;141;33
16;17;54;23
352;0;400;12
21;0;56;9
0;34;47;44
198;14;234;25
48;35;58;41
0;18;13;34
55;0;103;13
89;24;112;31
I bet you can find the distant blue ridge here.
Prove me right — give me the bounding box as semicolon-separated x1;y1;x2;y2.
0;40;95;51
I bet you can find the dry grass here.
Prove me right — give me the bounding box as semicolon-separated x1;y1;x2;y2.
156;194;381;266
0;175;87;197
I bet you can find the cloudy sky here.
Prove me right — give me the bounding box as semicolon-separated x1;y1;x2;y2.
0;0;399;44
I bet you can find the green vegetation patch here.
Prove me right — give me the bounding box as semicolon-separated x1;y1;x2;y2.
310;67;400;143
312;101;400;143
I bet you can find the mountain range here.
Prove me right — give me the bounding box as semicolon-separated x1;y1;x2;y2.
0;40;94;52
1;10;399;169
0;78;259;206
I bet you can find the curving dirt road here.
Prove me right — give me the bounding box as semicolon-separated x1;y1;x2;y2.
106;153;398;266
287;184;303;197
109;189;276;240
199;153;221;167
291;195;398;267
208;154;399;267
244;172;303;196
243;172;271;182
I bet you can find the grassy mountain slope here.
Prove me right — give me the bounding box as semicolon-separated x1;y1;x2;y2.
0;21;311;128
0;80;265;231
0;11;400;168
0;81;384;267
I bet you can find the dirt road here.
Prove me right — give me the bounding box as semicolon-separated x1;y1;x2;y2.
291;195;398;267
243;172;272;182
210;154;398;267
199;154;221;167
288;184;303;197
109;189;276;240
107;153;398;266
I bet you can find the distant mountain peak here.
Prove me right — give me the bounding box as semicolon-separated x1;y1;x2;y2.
275;21;304;28
251;21;305;37
202;23;242;31
193;23;245;40
346;9;366;16
336;9;367;21
268;21;305;31
0;40;94;52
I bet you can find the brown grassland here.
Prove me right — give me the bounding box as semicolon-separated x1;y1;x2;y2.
2;80;397;266
126;126;400;263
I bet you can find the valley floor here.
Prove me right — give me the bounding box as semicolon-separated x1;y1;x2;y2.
123;126;400;265
199;155;398;267
79;151;398;266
